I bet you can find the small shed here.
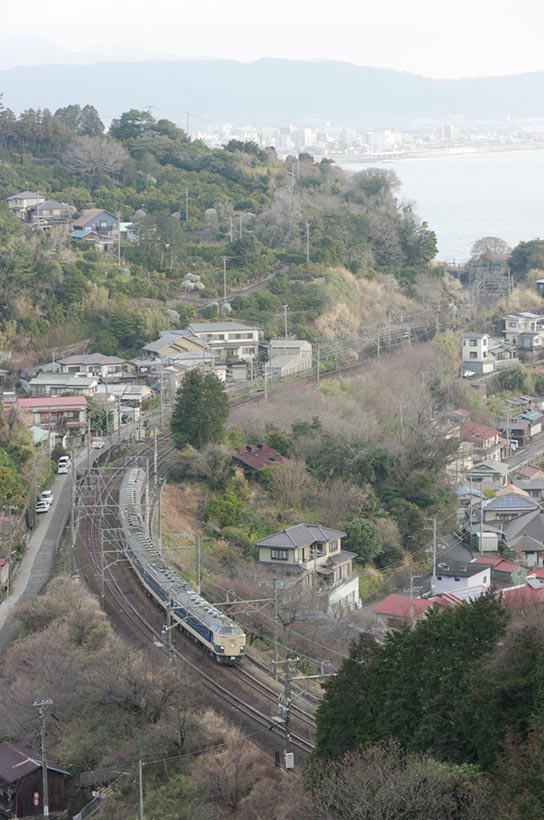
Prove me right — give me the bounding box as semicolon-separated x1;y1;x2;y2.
0;739;68;818
233;443;287;475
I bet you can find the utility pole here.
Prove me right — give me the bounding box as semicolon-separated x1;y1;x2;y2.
185;111;190;136
228;217;234;242
239;213;243;240
272;658;299;769
153;427;158;482
159;368;164;425
479;494;484;555
144;457;150;528
117;211;122;266
221;256;228;306
195;535;201;594
273;579;279;679
305;221;311;264
70;441;77;575
407;325;411;346
117;396;122;444
34;699;53;819
185;189;189;222
264;362;268;400
427;516;437;593
408;575;422;626
138;759;145;820
316;344;320;388
86;420;91;476
377;325;380;361
283;305;288;339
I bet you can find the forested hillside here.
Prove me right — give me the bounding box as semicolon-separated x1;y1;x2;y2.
0;98;439;354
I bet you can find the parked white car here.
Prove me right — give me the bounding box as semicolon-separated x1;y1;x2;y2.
41;490;54;508
58;456;71;474
35;500;49;514
91;437;105;449
463;370;476;378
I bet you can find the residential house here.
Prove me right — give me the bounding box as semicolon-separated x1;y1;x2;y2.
268;339;313;377
466;459;508;488
95;383;152;407
472;555;528;586
27;199;73;229
6;190;45;219
372;593;448;629
142;330;207;360
517;464;544;481
233;443;288;475
482;492;540;524
487;336;518;369
72;208;119;236
501;577;544;608
461;332;494;375
0;739;68;818
512;478;544;500
499;418;532;448
254;524;359;611
58;354;130;379
502;508;544;567
16;397;88;443
70;229;115;252
503;312;544;349
27;373;98;397
432;560;491;595
460;420;504;462
187;322;261;361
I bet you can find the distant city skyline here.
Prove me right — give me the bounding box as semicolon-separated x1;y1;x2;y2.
2;0;543;79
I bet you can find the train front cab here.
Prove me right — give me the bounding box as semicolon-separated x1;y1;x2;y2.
213;626;246;665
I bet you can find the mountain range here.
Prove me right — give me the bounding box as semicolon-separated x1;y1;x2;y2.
1;58;544;124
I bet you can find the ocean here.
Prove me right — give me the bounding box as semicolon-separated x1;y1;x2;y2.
340;150;544;263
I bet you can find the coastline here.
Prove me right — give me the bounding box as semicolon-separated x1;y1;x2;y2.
326;142;544;164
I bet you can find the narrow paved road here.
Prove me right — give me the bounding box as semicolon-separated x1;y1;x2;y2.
508;438;544;472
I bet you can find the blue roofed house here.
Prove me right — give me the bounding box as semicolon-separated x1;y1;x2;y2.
72;209;119;236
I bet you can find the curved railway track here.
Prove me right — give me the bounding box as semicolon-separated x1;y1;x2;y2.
75;437;316;760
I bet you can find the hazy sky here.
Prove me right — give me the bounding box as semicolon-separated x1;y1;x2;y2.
2;0;543;78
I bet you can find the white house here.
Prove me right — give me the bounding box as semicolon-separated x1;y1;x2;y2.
187;322;261;361
432;561;491;595
503;312;544;349
461;333;494;375
254;524;359;612
28;373;98;398
6;191;45;219
57;354;130;380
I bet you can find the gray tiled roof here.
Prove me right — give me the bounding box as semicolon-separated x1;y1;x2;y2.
503;509;544;544
484;493;540;511
255;524;346;549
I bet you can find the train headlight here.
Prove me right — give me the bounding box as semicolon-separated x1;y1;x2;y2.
220;645;224;650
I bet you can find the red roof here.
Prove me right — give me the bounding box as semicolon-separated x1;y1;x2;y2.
502;584;544;607
233;443;287;471
0;740;67;785
529;568;544;579
373;593;446;619
17;396;87;409
460;420;500;442
472;556;524;574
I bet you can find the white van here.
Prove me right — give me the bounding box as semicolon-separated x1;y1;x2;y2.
57;456;72;474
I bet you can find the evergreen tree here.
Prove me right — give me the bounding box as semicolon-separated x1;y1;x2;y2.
171;370;229;450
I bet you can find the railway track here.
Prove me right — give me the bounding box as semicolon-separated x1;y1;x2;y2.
75;437;316;761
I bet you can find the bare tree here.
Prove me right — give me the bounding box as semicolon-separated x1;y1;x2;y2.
269;459;313;509
64;136;129;183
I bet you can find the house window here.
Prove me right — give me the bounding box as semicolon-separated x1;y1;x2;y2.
270;548;288;561
454;577;460;582
469;340;477;347
509;322;516;328
483;576;487;583
437;576;442;581
469;352;478;359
